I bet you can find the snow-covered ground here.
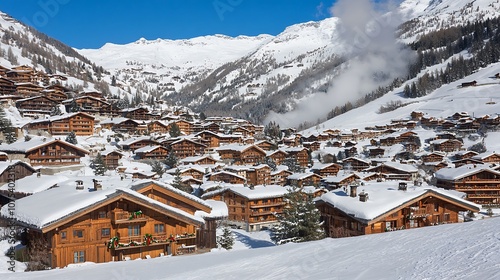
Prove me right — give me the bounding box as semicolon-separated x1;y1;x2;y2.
1;216;499;279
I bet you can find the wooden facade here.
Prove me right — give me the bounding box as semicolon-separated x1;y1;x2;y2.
101;150;123;170
28;112;95;136
436;167;500;206
0;139;89;166
135;146;170;160
16;96;59;116
169;139;207;159
317;188;480;238
203;187;287;231
15;182;216;268
217;145;267;165
0;161;36;184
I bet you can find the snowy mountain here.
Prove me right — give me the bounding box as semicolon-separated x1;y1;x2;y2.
76;0;500;126
2;214;499;279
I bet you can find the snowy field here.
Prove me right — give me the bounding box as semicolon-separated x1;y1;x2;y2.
1;217;499;280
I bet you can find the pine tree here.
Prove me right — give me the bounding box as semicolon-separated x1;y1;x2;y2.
90;153;107;176
50;105;62;116
216;227;235;250
150;160;165;178
164;150;178;168
271;185;325;245
171;168;192;193
169;123;182;137
69;100;81;112
65;131;78;144
283;157;303;173
4;126;17;144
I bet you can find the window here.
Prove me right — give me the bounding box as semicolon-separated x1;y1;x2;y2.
61;231;67;240
73;230;84;238
98;211;107;219
128;225;140;236
434;202;439;212
101;228;110;238
154;224;165;234
73;251;85;263
444;213;450;222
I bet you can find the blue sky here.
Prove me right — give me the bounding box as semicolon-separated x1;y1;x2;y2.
0;0;338;49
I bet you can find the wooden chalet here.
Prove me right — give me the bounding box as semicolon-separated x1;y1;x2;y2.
310;162;342;177
209;171;246;184
431;139;463;152
195;131;242;148
454;150;478;160
224;164;272;186
369;147;385;157
316;182;480;238
266;150;288;165
43;84;70;101
342;157;371;171
135;145;170;160
217;144;267;165
174;120;194;135
27;112;95;136
107;118;143;133
0;160;37;184
101;149;123;170
435;165;500;206
471;152;500;164
282;147;310;168
120;137;161;152
16;95;59;117
63;96;110;115
364;162;418;181
287;172;323;187
0;179;219;268
421;152;446;163
148;120;171;134
270;167;293;186
15;82;44;97
167;166;206;180
0;77;16;95
122;107;157;121
320;173;361;190
179;155;219;166
0;151;8;161
0;138;89;166
202;185;287;231
169;138;207;159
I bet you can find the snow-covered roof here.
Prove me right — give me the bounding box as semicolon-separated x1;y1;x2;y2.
0;177;209;229
0;138;89;154
472;152;500;161
195;199;228;219
129;179;212;209
434;164;499;180
229;185;288;200
318;182;480;222
287;172;319;180
100;117;132;125
120;136;158;146
29;112;94;124
134;145;163;153
0;173;68;194
321;173;359;183
366;161;418;173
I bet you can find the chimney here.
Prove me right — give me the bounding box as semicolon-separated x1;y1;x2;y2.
359;191;369;202
350;184;358;198
92;179;102;191
398;182;408;191
76;180;84;190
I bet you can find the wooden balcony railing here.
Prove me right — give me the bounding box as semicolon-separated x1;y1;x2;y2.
250;202;286;209
112;211;148;224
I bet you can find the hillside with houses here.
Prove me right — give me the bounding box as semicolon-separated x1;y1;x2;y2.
0;0;500;278
0;58;499;272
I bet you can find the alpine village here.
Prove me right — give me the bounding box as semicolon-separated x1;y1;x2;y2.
0;0;500;275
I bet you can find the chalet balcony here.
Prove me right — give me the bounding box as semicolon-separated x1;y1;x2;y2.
405;208;429;219
111;233;195;251
250;210;275;216
112;211;148;224
467;193;500;198
250;202;286;209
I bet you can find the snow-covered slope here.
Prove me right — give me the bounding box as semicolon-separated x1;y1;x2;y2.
400;0;500;41
79;34;272;76
303;59;500;134
3;216;499;279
